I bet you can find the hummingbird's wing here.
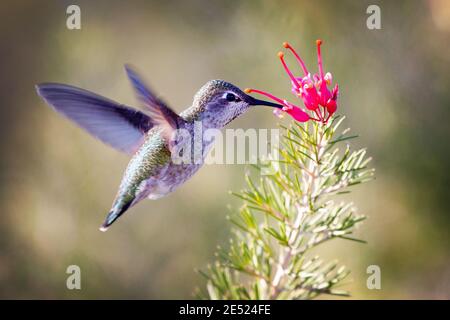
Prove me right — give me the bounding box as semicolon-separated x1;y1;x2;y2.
36;83;153;154
125;65;182;149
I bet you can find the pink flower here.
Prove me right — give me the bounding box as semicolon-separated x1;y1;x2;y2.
246;40;339;123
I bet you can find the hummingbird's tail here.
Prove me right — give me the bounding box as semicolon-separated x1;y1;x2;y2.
99;198;133;232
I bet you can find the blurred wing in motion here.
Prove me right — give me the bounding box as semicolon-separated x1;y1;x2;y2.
36;83;153;154
124;65;181;147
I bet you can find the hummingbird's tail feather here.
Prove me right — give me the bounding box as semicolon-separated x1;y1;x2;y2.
99;198;133;232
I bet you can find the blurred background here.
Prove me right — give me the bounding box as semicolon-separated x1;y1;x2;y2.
0;0;449;299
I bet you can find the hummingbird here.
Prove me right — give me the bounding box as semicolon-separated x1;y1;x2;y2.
36;65;282;231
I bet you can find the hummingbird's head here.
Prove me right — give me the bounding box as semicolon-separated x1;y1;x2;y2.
191;80;282;128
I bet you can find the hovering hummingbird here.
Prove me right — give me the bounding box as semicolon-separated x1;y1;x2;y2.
36;66;282;231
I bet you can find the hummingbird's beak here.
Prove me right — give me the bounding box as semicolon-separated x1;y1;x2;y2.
247;96;283;109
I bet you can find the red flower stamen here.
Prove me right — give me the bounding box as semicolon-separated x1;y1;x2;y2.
278;52;301;90
283;42;309;75
245;88;286;105
316;39;324;78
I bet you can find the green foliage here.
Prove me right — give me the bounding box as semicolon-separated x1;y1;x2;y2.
197;116;374;300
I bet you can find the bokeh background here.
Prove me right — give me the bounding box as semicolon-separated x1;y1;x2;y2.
0;0;449;299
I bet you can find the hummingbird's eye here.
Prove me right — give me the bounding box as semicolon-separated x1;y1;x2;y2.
223;93;241;102
225;93;236;102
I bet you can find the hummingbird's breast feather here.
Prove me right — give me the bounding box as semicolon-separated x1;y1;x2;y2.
117;121;214;203
117;128;171;201
150;162;203;197
147;133;216;198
